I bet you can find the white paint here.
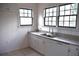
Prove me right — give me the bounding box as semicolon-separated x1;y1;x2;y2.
38;3;79;36
0;3;38;54
0;3;79;54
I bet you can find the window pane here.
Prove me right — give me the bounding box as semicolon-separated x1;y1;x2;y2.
71;9;77;15
64;22;69;26
49;17;52;21
53;12;56;16
49;13;53;16
60;6;64;11
59;22;63;26
65;5;71;10
20;9;24;13
65;10;70;15
53;17;56;21
60;11;64;15
20;18;32;25
71;4;78;9
20;13;24;16
49;22;52;25
52;22;56;26
45;17;49;22
19;9;32;17
45;22;48;25
24;10;28;13
70;22;76;27
24;14;27;17
53;8;56;11
28;10;31;13
46;13;49;16
28;13;31;17
50;8;53;13
19;9;24;16
21;18;25;25
26;18;32;24
64;16;69;22
59;16;63;21
70;16;76;22
46;9;49;13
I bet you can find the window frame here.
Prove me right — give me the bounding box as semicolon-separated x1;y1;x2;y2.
44;6;57;27
19;8;33;26
58;3;78;28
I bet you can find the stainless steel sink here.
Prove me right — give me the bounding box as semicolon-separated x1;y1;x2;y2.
41;33;55;37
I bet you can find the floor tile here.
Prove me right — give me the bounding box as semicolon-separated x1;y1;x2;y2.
0;48;42;56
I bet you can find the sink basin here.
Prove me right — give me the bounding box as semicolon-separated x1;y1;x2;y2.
41;33;55;37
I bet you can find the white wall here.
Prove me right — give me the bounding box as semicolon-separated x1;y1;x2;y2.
38;3;79;36
0;3;38;54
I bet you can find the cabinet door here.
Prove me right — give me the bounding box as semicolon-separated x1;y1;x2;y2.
29;36;35;49
45;40;68;56
30;34;38;50
37;38;46;54
69;45;79;56
29;34;46;55
32;35;45;54
29;34;34;48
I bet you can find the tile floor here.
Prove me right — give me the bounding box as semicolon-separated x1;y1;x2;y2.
0;48;43;56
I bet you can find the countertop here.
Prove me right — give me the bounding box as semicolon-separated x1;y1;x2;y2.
30;32;79;46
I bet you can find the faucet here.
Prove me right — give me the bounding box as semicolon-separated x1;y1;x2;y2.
49;26;51;33
49;27;53;34
51;27;54;34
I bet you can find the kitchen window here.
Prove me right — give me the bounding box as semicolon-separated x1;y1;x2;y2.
19;8;33;26
44;7;57;26
59;4;78;28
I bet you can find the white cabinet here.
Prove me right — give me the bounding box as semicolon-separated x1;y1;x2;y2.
29;34;38;51
45;39;68;56
29;33;79;56
29;36;36;49
37;38;46;54
29;34;46;55
68;45;79;56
